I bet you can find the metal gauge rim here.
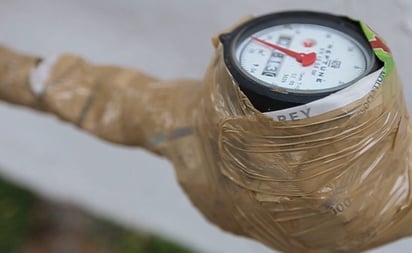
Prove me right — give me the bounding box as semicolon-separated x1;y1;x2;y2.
220;11;380;107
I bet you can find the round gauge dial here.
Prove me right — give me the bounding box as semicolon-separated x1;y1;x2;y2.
236;24;369;92
220;11;381;111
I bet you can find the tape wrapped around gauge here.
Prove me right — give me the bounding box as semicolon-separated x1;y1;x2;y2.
0;16;411;253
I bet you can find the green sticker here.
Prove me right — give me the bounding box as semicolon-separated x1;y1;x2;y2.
359;21;395;77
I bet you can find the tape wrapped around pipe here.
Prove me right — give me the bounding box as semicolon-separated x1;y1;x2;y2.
0;17;410;253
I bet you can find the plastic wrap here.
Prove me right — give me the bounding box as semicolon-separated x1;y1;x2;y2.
0;17;411;252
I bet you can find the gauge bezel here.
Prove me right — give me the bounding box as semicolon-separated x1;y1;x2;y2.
220;11;381;111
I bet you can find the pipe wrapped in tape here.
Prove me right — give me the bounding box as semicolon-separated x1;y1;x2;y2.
0;18;411;253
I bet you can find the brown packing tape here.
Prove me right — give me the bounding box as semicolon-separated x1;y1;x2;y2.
169;46;411;252
0;47;41;109
0;48;201;153
198;46;411;252
0;33;411;252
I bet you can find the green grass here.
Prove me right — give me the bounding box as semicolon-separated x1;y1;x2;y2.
0;177;33;253
0;176;196;253
91;217;195;253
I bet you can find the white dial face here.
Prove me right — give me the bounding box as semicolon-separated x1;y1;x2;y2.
235;23;371;93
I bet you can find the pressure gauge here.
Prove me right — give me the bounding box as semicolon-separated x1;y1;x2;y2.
220;11;381;112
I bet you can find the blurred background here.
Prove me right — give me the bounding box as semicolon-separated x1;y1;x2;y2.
0;0;411;252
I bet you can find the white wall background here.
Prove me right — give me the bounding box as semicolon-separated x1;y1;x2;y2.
0;1;411;252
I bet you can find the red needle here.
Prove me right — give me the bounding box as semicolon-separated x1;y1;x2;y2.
251;36;317;67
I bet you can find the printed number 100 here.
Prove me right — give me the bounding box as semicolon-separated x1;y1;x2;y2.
329;199;351;215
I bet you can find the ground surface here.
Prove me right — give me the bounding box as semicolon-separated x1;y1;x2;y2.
0;177;195;253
